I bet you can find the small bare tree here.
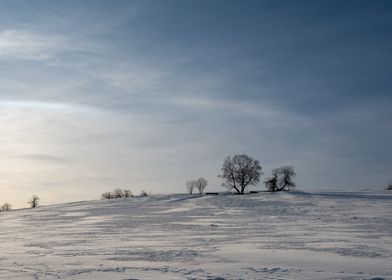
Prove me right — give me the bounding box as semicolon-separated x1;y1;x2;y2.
123;189;133;197
265;166;296;192
29;195;40;208
112;188;124;198
1;203;12;211
196;177;208;194
186;180;196;194
218;154;262;194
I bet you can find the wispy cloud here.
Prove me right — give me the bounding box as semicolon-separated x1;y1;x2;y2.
0;29;103;61
0;30;65;60
16;153;70;163
170;96;295;123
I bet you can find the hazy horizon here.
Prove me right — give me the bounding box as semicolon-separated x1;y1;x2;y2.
1;0;391;208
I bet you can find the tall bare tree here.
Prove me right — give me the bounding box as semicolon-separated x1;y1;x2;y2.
186;180;196;194
219;154;262;194
196;177;208;194
29;195;40;208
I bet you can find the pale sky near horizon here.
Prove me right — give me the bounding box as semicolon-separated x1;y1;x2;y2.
0;0;391;208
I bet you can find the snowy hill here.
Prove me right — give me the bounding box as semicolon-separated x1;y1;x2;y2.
0;192;391;279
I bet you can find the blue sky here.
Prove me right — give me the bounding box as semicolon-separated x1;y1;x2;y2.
0;0;391;207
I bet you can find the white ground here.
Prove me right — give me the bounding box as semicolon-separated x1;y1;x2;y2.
0;191;391;280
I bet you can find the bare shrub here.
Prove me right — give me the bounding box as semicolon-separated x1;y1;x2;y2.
1;203;12;211
140;190;148;197
101;188;133;199
112;188;124;198
101;192;112;199
123;189;133;197
29;195;40;208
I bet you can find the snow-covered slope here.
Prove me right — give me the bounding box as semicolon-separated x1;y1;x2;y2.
0;192;391;279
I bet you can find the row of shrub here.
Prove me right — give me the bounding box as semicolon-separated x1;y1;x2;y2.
101;188;149;200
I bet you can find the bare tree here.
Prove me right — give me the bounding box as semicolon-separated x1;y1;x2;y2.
101;192;112;199
29;195;40;208
264;173;278;192
186;180;196;194
196;177;208;194
1;203;12;211
123;189;133;197
218;154;262;194
265;166;296;192
112;188;124;198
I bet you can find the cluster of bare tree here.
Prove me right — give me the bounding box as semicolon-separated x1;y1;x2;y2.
1;195;40;212
101;188;133;200
186;154;296;195
218;154;296;194
216;155;391;193
186;177;208;194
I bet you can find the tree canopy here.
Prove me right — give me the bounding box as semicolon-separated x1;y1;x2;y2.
219;154;262;194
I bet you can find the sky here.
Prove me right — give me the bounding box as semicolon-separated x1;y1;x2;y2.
0;0;391;208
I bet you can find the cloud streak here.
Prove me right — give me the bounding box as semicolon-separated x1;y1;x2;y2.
0;30;68;60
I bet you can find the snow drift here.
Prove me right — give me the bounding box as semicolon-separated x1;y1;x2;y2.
0;191;391;279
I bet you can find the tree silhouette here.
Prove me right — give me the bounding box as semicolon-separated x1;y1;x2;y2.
219;154;262;194
264;173;278;192
112;188;124;198
101;192;112;199
196;177;208;194
265;166;296;192
186;180;196;194
29;195;40;208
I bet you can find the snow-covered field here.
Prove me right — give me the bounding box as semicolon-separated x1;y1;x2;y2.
0;191;391;280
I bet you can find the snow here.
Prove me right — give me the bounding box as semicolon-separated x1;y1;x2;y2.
0;191;391;279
